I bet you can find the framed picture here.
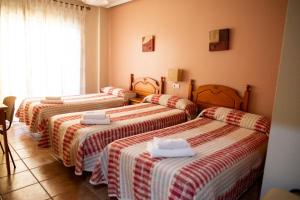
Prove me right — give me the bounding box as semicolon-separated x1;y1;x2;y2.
142;35;155;52
209;28;230;51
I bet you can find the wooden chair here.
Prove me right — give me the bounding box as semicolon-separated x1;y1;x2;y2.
0;96;16;168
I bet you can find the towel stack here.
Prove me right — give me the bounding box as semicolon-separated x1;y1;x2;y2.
147;137;195;158
80;111;110;125
41;96;64;104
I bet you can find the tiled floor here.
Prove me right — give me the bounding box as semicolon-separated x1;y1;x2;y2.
0;122;262;200
0;123;108;200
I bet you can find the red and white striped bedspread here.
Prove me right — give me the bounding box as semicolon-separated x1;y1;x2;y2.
90;117;268;200
15;93;125;147
49;103;188;175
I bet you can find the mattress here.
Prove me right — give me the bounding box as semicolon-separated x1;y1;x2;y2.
90;117;268;200
15;93;126;147
49;103;190;175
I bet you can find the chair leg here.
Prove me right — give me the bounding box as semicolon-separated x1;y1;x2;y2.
0;141;16;168
8;148;16;168
0;141;4;153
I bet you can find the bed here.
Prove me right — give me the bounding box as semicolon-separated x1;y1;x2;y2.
15;74;153;147
15;74;142;130
16;92;127;132
89;83;270;200
47;77;197;175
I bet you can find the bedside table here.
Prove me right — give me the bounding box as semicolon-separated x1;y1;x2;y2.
129;97;143;105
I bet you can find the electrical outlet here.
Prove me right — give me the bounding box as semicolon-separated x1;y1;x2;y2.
172;83;180;89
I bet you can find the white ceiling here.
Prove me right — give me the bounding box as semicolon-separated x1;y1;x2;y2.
82;0;132;8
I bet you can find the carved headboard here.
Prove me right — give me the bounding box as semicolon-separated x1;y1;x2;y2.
188;80;251;111
129;74;166;99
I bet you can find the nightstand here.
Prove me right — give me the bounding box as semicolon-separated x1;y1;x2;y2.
129;97;143;105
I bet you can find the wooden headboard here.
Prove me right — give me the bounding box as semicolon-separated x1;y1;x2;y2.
129;74;166;99
188;80;251;111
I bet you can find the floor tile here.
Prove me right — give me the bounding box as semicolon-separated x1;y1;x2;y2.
0;171;37;194
52;185;102;200
9;138;37;151
2;183;50;200
16;147;50;159
40;172;87;197
22;153;56;169
6;133;31;143
0;149;20;164
31;161;70;181
0;160;28;178
85;184;109;199
8;122;30;134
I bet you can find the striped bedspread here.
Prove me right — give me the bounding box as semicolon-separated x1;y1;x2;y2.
15;93;125;147
49;103;188;175
90;117;268;200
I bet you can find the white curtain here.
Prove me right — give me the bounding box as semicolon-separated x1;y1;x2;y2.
0;0;86;102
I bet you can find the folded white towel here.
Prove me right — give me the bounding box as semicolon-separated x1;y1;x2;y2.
45;96;62;100
80;117;110;125
82;111;107;120
153;137;190;149
147;141;195;158
40;99;64;104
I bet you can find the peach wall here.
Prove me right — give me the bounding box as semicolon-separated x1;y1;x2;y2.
85;6;100;93
85;7;110;93
99;7;109;87
107;0;287;117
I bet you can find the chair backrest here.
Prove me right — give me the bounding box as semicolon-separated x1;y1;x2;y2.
3;96;16;130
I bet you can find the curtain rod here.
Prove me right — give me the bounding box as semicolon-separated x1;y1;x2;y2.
52;0;91;11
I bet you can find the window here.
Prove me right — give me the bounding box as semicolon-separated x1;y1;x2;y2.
0;0;86;102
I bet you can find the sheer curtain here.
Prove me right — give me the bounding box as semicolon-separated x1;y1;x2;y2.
0;0;86;103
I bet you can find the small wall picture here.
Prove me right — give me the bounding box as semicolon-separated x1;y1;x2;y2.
142;35;155;52
209;28;230;51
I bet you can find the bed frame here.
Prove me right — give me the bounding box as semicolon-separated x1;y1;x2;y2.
129;74;166;100
188;80;251;111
